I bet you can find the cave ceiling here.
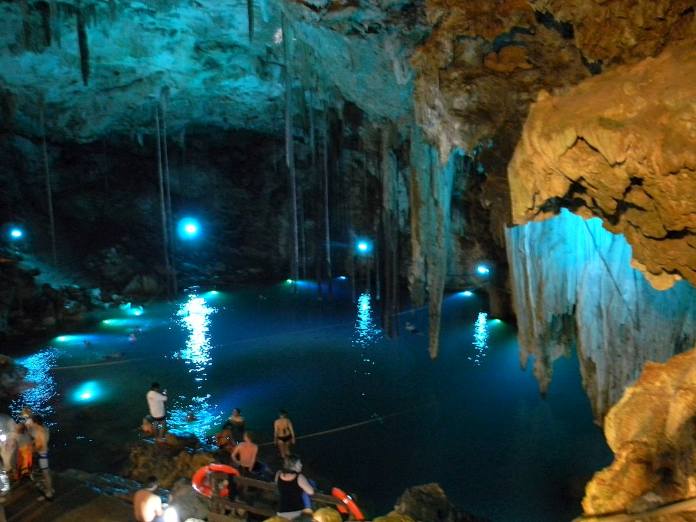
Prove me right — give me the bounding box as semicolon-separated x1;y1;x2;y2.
2;0;695;287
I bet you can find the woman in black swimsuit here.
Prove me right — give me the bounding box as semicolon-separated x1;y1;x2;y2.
273;409;295;459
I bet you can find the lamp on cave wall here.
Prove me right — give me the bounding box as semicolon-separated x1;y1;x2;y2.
177;217;202;241
476;264;491;276
9;228;24;240
6;226;25;241
355;239;373;255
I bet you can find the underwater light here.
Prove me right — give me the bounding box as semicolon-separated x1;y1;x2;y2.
338;275;347;280
72;381;101;403
56;335;69;342
476;264;491;275
9;227;23;240
461;290;474;297
285;278;293;284
177;217;201;240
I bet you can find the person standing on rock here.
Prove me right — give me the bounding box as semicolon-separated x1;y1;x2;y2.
25;415;53;500
274;409;295;460
133;476;165;522
146;383;167;441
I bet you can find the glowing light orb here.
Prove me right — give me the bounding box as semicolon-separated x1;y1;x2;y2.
56;335;69;342
356;239;372;255
177;217;202;240
285;279;293;284
461;290;474;297
338;276;347;280
476;264;491;275
9;228;23;240
72;381;101;403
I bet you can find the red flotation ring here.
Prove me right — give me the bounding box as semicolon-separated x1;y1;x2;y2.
192;463;240;498
331;487;365;521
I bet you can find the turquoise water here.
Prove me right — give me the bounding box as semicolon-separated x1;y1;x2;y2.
11;282;611;521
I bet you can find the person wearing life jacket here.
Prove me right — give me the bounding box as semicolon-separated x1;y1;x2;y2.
275;455;314;520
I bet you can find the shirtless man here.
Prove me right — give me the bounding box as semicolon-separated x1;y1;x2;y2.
133;476;164;522
273;410;295;460
25;415;53;500
231;432;258;474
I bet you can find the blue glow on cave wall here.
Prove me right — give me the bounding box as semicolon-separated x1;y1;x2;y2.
506;209;696;419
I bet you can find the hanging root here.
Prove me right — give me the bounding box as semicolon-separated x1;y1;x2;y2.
76;9;89;85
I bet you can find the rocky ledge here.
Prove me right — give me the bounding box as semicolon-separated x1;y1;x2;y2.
582;346;696;519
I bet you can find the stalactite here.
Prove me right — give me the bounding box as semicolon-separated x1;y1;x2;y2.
408;126;456;358
282;13;299;283
76;7;89;86
160;86;177;295
246;0;254;42
39;103;57;266
38;1;51;47
506;209;696;421
50;0;61;47
155;105;172;298
20;0;31;50
380;125;399;337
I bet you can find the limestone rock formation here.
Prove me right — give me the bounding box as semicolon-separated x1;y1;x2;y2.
506;209;696;421
529;0;696;65
508;42;696;288
392;483;491;522
582;347;696;517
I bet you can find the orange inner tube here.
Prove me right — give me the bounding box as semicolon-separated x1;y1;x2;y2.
192;463;240;498
331;487;365;521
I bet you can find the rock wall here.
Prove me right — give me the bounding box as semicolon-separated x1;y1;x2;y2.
508;42;696;288
582;346;696;517
506;209;696;421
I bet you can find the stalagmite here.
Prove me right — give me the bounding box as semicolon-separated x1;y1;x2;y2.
39;104;57;266
282;14;299;283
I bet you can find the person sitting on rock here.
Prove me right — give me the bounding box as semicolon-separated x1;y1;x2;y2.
133;476;164;522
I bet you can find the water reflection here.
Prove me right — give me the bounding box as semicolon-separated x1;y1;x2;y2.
11;349;57;421
170;294;221;438
471;312;489;365
352;292;381;397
